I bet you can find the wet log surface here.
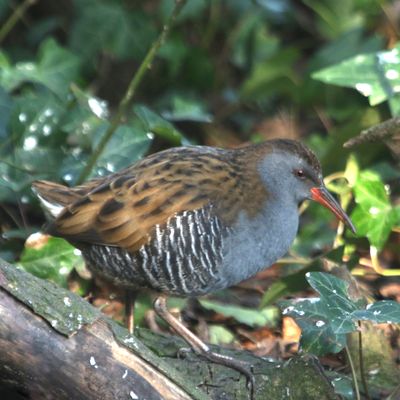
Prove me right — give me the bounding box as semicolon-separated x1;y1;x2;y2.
0;259;340;400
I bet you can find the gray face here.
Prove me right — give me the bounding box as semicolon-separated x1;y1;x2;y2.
258;151;323;205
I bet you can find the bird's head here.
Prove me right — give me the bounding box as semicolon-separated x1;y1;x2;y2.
257;139;356;233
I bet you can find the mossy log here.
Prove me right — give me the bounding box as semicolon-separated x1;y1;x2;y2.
0;259;340;400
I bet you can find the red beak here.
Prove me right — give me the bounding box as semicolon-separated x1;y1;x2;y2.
310;186;356;234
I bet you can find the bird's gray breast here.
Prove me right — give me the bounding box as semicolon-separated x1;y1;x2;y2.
218;200;299;288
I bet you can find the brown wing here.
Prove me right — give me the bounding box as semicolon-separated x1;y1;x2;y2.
39;146;265;253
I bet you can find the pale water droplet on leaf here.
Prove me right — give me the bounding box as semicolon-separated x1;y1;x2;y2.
355;83;372;97
19;113;27;122
23;136;37;150
385;69;399;80
43;124;52;136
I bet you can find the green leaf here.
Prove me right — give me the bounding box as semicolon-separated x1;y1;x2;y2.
200;299;279;328
70;84;109;120
241;48;299;100
309;28;384;71
70;0;156;62
303;0;364;39
208;325;235;345
0;38;81;99
134;105;185;145
353;301;400;324
260;261;320;307
282;297;347;355
0;86;13;139
90;123;153;178
351;172;400;250
9;90;65;147
260;247;349;307
19;237;84;288
327;372;354;400
231;13;279;69
312;43;400;115
282;272;400;356
162;96;212;123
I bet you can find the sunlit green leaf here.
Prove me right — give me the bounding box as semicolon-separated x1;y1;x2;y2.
19;236;84;288
351;172;400;249
200;299;279;328
134;105;184;145
312;43;400;115
208;325;235;345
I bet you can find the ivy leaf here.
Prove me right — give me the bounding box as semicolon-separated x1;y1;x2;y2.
282;272;399;356
282;297;347;355
351;171;400;250
134;105;185;145
353;301;400;324
70;0;155;62
0;39;81;99
90;123;153;178
312;44;400;115
19;236;84;288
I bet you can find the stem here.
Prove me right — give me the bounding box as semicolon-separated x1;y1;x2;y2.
370;248;400;275
0;0;37;44
323;171;346;185
276;257;311;265
358;322;371;400
345;345;361;400
76;0;187;185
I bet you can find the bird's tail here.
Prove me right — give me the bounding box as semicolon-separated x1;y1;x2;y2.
32;180;83;219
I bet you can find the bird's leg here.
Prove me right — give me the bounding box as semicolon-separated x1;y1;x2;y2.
153;295;255;399
125;291;137;334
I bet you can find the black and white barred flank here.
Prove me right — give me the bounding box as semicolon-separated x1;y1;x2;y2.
82;206;229;296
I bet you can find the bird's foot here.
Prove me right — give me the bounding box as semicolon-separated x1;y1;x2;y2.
200;350;255;400
154;295;256;399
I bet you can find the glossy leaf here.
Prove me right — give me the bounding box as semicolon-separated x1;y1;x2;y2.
161;96;212;123
353;301;400;324
200;299;279;328
134;105;185;145
70;0;156;61
312;43;400;115
19;237;84;288
90;123;153;178
0;39;81;99
282;272;399;355
351;172;400;250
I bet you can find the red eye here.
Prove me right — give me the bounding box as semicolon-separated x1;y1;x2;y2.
295;169;305;179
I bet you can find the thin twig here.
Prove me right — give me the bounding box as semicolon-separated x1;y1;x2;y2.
358;322;371;400
76;0;187;185
0;0;37;44
345;345;361;400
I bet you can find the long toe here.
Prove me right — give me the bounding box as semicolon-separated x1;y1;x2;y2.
201;350;255;400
